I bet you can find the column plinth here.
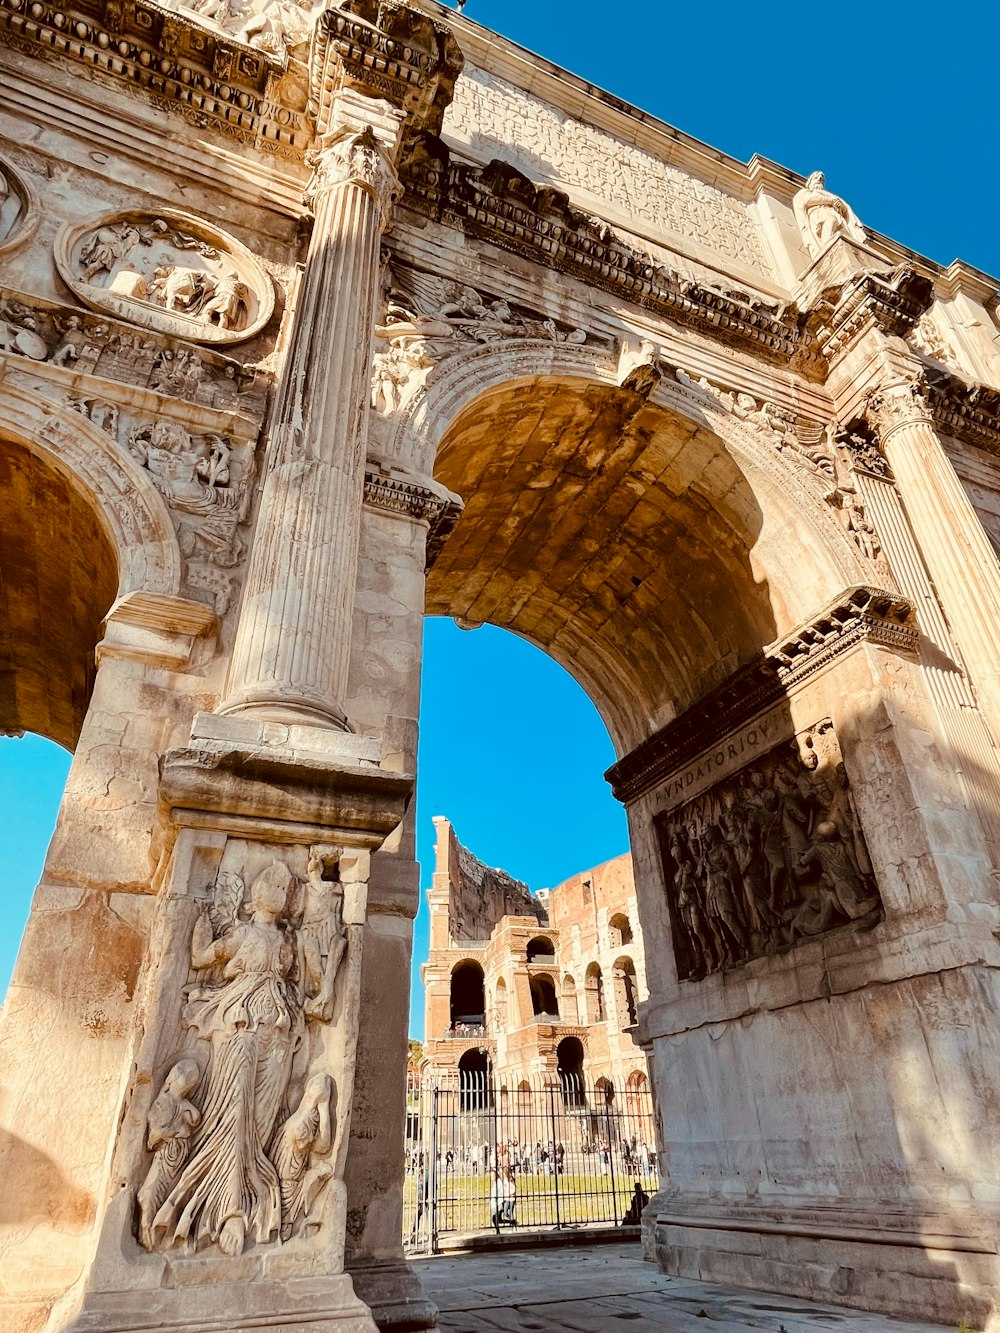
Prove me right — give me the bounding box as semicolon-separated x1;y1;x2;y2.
220;109;402;731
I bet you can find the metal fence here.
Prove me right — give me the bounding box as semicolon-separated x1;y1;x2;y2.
403;1071;658;1254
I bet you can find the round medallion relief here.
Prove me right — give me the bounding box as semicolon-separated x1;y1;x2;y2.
0;153;41;258
54;208;275;345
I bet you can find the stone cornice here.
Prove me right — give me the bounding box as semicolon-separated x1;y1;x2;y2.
397;140;824;375
923;369;1000;456
0;0;312;156
807;265;934;362
605;586;917;804
362;465;462;568
310;0;462;139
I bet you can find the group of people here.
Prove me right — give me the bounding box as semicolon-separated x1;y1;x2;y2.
405;1132;655;1180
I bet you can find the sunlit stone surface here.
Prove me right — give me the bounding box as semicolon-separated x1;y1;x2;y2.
2;2;1000;1330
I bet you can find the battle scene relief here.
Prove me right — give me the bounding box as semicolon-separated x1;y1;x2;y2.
655;721;882;981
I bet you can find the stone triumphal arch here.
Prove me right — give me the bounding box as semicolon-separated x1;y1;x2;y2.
1;1;1000;1329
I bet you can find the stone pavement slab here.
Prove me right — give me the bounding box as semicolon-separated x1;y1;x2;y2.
414;1242;955;1332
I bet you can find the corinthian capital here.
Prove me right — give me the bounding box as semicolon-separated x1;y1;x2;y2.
306;125;402;220
865;377;933;441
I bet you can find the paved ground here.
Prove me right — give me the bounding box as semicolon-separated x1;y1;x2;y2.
414;1242;953;1332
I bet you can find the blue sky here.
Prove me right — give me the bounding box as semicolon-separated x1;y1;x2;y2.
1;0;997;1035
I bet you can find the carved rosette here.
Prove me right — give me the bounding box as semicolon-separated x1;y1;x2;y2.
306;127;401;225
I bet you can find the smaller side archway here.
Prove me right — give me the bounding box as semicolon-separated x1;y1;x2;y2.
458;1048;492;1110
529;974;559;1018
556;1035;585;1106
450;960;485;1031
526;935;555;963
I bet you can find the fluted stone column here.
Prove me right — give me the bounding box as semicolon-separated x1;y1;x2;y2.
221;93;402;730
868;377;1000;735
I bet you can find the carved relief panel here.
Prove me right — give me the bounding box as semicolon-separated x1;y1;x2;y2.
55;208;274;344
655;719;881;981
0;152;39;257
137;840;366;1258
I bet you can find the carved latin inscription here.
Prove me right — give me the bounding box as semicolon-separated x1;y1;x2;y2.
444;66;771;273
655;719;881;981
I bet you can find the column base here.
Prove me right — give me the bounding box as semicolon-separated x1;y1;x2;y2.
63;1275;379;1333
216;689;351;732
643;1193;999;1330
349;1261;438;1332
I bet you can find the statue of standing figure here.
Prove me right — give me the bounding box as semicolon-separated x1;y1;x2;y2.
793;171;866;259
136;855;349;1257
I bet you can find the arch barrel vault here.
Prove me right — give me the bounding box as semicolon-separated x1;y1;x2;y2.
1;3;1000;1331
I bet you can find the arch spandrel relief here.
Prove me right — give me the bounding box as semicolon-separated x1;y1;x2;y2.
54;208;275;345
0;152;40;259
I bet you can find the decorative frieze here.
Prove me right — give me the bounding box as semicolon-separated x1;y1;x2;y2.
0;0;309;156
923;370;1000;456
606;587;917;805
654;718;882;981
399;140;822;373
0;287;264;412
371;262;592;414
309;0;463;139
806;264;934;361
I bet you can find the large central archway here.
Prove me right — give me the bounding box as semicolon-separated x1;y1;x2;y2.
420;363;856;757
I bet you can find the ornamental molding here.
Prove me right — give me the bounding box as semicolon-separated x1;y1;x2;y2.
362;465;462;568
309;1;463;140
806;264;934;362
0;0;310;158
397;137;824;376
606;586;917;805
923;370;1000;456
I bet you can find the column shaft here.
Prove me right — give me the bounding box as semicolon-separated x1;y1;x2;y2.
223;124;399;729
873;381;1000;733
